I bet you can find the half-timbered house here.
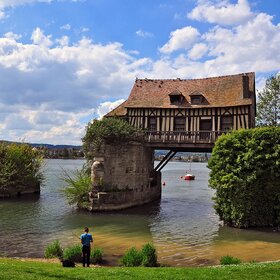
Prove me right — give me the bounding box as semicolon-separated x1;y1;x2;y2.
106;72;256;151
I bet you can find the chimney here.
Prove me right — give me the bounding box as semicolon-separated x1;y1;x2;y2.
242;74;250;98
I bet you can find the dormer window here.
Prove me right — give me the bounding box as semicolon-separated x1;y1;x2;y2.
190;91;204;105
191;96;202;104
169;90;184;105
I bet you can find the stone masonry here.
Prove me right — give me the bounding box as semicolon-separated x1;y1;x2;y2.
89;142;161;211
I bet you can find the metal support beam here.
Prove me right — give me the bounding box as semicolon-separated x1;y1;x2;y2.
155;150;177;172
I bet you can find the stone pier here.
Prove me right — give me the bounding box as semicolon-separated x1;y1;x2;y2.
89;142;161;211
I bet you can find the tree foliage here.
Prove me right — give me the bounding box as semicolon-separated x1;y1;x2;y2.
82;117;142;160
0;143;44;194
208;127;280;228
256;75;280;127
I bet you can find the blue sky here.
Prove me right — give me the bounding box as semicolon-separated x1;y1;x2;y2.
0;0;279;144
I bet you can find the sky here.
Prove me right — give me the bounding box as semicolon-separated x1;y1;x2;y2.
0;0;279;145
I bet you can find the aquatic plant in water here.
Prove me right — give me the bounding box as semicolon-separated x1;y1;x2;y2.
61;167;91;209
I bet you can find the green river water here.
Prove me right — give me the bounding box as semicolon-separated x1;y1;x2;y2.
1;159;280;266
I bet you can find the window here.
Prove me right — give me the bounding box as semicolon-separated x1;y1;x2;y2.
200;119;212;131
170;95;183;105
174;117;185;131
200;119;212;140
221;115;233;131
148;117;157;131
191;96;202;105
190;91;205;105
169;91;184;105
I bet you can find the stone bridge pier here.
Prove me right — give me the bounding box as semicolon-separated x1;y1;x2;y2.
89;142;161;211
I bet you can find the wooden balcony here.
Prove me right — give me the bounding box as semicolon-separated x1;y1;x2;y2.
144;131;224;152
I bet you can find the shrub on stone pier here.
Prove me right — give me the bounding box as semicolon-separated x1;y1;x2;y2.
82;117;142;161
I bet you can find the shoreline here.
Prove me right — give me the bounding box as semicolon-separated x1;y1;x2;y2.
4;256;280;268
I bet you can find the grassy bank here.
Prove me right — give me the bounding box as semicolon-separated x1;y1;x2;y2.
1;258;280;280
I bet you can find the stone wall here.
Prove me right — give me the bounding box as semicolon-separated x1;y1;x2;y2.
89;142;161;211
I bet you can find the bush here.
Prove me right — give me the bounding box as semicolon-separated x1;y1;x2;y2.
141;243;157;267
120;243;158;267
61;168;91;209
82;118;142;160
62;245;82;263
120;247;142;267
220;255;241;265
208;127;280;228
0;143;44;195
90;248;103;264
44;240;63;259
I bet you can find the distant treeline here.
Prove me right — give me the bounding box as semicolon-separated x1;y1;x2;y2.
155;153;209;162
0;140;84;159
32;146;84;159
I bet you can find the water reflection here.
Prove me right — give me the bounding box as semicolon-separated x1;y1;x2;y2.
0;159;280;266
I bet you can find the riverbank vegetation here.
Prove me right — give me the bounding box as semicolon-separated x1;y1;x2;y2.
1;258;280;280
208;127;280;228
44;240;63;259
44;241;103;265
62;245;103;265
0;142;44;197
120;243;157;267
61;167;92;208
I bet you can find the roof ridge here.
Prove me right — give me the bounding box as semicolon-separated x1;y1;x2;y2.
135;72;255;82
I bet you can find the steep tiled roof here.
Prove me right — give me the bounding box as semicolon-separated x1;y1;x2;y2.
105;100;128;117
105;72;255;117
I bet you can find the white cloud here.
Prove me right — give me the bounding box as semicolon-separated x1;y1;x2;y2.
60;24;71;30
159;26;200;54
188;43;208;60
4;31;22;40
0;1;51;19
155;4;280;79
0;28;152;144
136;29;153;38
188;0;253;26
201;13;280;73
56;35;69;46
96;99;126;119
31;27;53;47
0;0;80;19
81;27;89;33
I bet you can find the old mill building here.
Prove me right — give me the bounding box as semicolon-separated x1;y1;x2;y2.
89;72;256;211
106;72;256;151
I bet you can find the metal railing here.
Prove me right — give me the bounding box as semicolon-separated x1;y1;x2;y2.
144;131;224;144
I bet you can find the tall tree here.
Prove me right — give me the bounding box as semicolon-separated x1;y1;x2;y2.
256;74;280;127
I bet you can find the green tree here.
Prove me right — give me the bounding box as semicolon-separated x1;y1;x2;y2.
256;74;280;127
0;143;44;195
208;127;280;228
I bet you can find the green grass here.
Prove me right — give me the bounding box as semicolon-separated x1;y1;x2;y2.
1;258;280;280
220;255;242;265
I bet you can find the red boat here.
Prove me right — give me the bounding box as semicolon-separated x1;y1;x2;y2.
184;174;195;180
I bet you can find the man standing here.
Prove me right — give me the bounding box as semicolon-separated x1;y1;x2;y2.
80;227;93;267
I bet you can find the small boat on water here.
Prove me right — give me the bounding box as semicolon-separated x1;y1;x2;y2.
184;173;195;180
184;161;195;180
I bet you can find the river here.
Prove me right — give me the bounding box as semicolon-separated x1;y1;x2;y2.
1;159;280;266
